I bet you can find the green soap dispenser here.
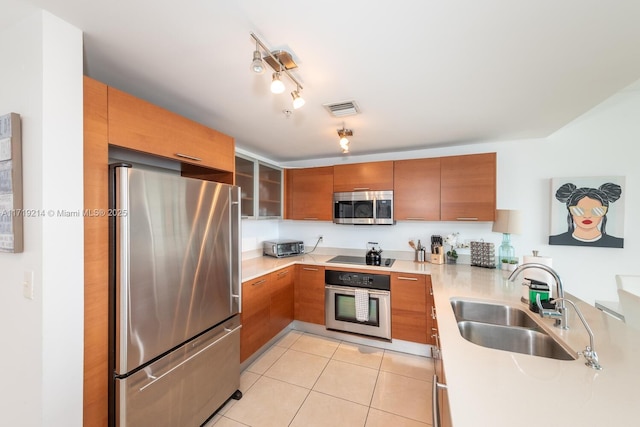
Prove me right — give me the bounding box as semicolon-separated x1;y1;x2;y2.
527;279;550;313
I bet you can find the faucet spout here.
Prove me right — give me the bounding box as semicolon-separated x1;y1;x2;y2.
508;263;568;329
536;295;603;370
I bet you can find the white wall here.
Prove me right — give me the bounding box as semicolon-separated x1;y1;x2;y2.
0;11;84;427
242;79;640;305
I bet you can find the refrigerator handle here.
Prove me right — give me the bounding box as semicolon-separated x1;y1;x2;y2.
230;186;241;313
113;163;132;373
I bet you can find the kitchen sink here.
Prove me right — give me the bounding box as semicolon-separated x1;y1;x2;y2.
450;298;577;361
450;299;541;329
456;320;576;360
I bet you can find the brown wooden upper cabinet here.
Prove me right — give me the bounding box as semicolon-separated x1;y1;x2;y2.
107;86;235;174
394;158;441;221
333;161;394;192
440;153;496;221
285;166;334;220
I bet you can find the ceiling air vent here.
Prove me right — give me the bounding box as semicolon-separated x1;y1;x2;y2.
323;101;361;117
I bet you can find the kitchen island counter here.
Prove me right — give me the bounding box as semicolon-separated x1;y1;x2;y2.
430;264;640;427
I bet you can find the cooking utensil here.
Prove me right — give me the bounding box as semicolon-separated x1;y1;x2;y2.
409;240;416;250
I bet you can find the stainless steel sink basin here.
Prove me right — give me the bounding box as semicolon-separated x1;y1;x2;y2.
451;299;541;329
456;321;576;360
450;298;577;361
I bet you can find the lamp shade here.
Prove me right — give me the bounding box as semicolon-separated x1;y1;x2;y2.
492;209;522;234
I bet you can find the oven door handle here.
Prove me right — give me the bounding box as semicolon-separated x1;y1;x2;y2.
324;285;389;296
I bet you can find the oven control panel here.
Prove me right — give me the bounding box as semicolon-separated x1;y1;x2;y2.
325;270;390;291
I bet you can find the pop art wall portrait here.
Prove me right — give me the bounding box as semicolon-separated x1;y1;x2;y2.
548;176;625;248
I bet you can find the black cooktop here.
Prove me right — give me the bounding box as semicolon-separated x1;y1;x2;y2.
326;255;396;267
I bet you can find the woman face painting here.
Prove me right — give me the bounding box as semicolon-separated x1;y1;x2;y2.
569;197;607;239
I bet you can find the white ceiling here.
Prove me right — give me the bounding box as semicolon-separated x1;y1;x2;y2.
6;1;640;162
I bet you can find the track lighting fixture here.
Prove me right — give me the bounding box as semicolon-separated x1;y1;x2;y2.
250;32;305;109
337;126;353;154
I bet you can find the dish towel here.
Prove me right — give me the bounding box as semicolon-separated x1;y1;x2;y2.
354;289;369;322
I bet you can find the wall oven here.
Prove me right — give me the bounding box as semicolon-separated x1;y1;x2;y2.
333;190;394;225
324;269;391;340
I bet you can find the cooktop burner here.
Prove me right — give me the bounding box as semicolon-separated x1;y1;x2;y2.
326;255;396;267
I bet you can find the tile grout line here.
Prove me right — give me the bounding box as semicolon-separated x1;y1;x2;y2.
287;334;344;426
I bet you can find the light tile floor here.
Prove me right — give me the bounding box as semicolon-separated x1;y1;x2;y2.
205;330;435;427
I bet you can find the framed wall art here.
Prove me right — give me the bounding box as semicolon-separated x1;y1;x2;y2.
548;176;625;248
0;112;23;253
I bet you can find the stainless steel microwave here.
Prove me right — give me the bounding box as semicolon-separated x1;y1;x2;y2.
333;191;394;225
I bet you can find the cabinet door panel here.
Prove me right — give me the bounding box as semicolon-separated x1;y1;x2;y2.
240;275;271;362
333;161;393;192
269;268;294;338
286;167;334;220
440;153;496;221
108;86;234;173
294;265;326;325
394;158;441;221
391;273;427;343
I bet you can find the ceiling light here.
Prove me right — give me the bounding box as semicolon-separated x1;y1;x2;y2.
250;41;265;74
271;72;285;94
291;88;305;109
337;127;353;154
250;33;305;107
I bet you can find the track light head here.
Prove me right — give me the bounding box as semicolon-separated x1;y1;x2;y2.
250;49;265;74
291;89;305;109
271;72;285;94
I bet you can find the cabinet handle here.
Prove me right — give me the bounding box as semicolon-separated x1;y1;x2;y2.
303;217;318;220
252;279;267;286
397;276;418;281
277;270;289;277
174;153;202;162
353;187;369;191
432;374;448;427
431;306;437;319
431;327;441;351
456;217;478;221
429;286;433;296
303;267;319;271
405;217;426;220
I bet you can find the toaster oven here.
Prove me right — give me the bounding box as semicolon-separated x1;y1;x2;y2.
263;239;305;258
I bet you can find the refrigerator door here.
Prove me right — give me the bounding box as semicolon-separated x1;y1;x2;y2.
113;165;240;375
115;314;241;427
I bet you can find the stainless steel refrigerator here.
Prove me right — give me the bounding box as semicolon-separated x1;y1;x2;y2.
109;163;242;427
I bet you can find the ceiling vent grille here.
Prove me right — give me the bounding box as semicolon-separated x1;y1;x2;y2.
323;101;361;117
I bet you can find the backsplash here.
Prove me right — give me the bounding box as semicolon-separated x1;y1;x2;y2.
241;218;499;266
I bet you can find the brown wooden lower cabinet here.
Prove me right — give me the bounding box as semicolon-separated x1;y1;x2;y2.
240;273;271;362
269;267;294;338
294;264;326;325
240;266;296;362
391;272;428;343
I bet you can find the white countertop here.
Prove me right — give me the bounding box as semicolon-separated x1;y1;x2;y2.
242;254;640;427
241;252;433;281
430;265;640;427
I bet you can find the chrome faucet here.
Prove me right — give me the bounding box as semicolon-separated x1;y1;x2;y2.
508;263;568;329
535;294;602;370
